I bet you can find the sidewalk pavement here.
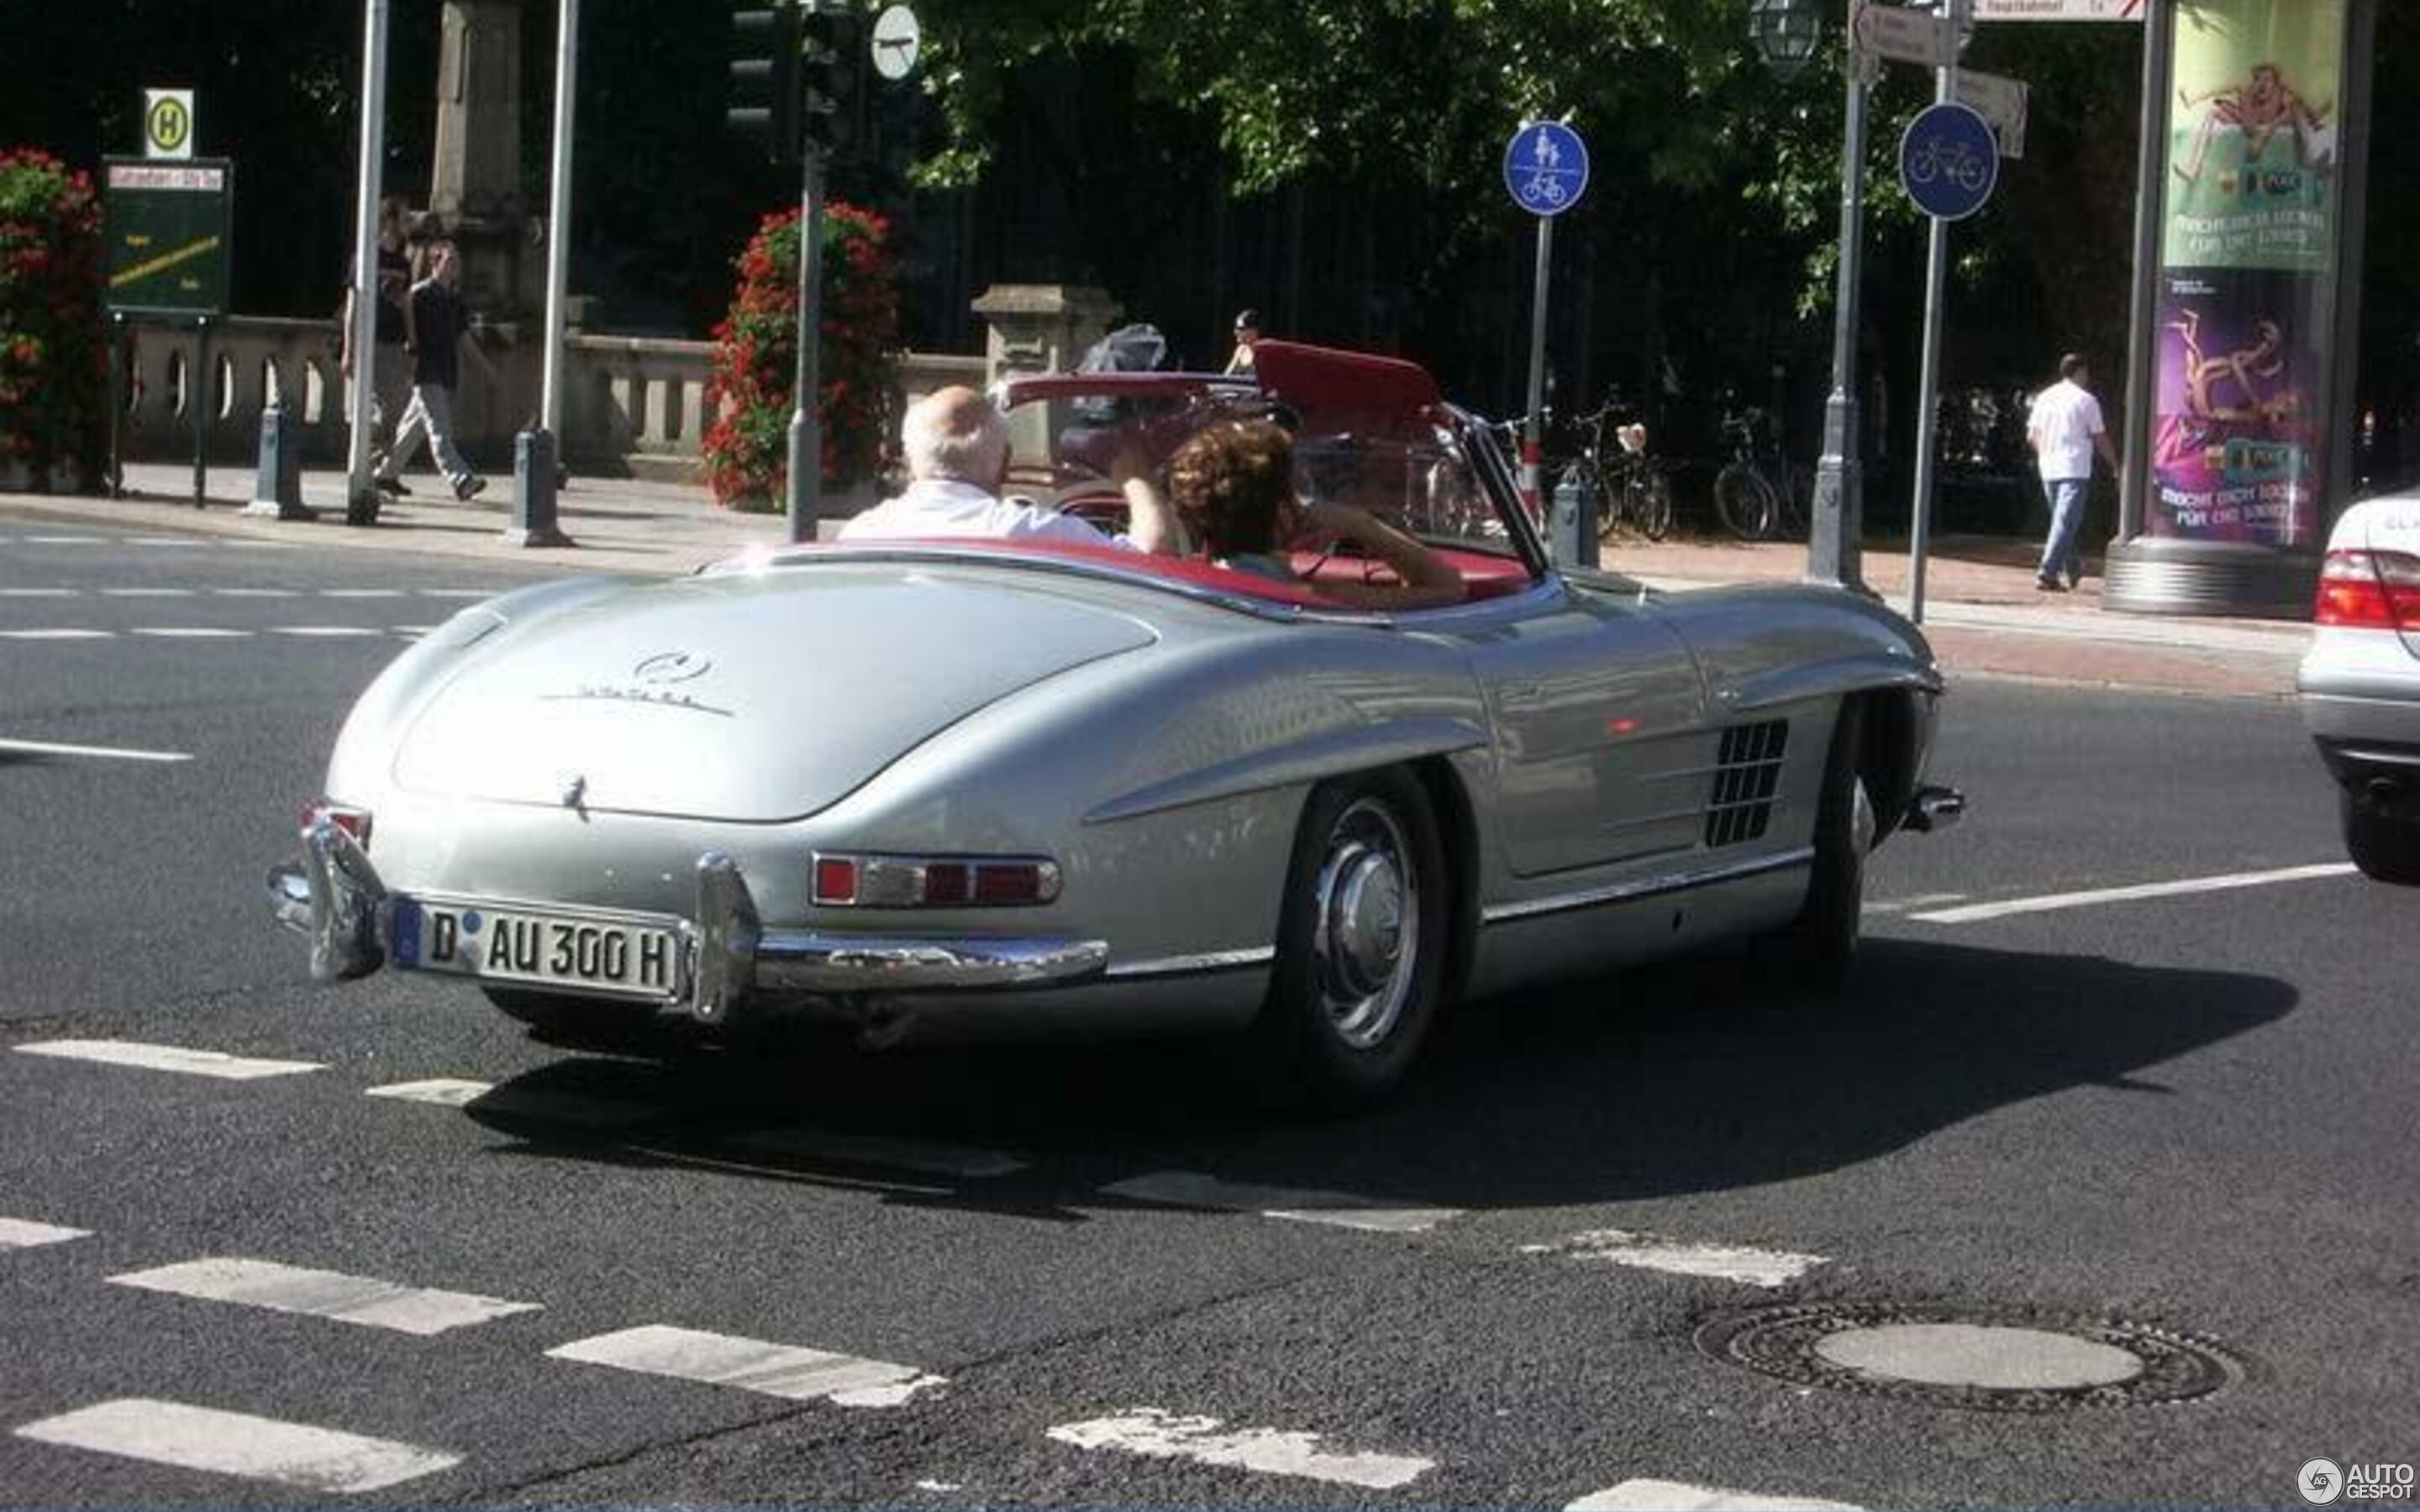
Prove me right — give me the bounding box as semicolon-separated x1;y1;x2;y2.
2;461;2313;701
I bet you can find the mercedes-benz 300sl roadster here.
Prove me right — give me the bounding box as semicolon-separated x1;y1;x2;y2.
270;342;1963;1105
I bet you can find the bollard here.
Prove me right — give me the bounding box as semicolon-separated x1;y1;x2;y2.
505;428;574;549
1549;464;1597;570
240;402;314;520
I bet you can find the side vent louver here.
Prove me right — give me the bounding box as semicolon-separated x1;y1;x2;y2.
1706;719;1788;848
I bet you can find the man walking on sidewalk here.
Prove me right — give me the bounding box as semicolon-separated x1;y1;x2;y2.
378;239;497;502
2025;352;2119;592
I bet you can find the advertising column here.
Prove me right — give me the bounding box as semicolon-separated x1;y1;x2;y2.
2106;0;2364;617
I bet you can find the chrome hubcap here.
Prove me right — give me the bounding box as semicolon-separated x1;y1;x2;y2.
1311;798;1418;1050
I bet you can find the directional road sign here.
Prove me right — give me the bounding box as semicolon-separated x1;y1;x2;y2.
1899;102;1998;220
1975;0;2141;18
1957;68;2029;158
1852;0;1953;67
1502;122;1588;218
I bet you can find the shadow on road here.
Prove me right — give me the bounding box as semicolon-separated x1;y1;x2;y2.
460;937;2293;1214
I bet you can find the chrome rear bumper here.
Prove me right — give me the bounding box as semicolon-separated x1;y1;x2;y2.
267;830;1109;1021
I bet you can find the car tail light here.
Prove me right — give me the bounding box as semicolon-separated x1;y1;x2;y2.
809;853;1062;908
299;801;373;848
2315;549;2420;630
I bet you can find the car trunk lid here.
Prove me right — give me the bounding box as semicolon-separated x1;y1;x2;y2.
390;570;1155;821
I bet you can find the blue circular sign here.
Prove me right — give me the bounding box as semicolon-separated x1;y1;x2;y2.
1898;102;1998;221
1503;122;1589;218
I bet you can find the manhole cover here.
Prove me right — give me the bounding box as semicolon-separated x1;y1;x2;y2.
1695;1301;2244;1412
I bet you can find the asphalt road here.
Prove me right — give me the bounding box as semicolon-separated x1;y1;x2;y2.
1;521;2412;1509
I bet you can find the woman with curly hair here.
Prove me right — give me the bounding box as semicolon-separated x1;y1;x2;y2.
1148;420;1465;610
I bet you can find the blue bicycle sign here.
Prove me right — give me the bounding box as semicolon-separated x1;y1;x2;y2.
1503;122;1589;218
1899;102;1998;220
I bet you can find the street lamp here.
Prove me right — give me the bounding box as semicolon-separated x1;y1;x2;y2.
1751;0;1869;595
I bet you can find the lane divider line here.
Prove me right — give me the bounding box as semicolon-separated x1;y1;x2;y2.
1567;1478;1864;1510
108;1257;542;1336
1909;862;2359;924
13;1399;460;1494
365;1078;656;1129
0;738;193;763
1100;1170;1461;1234
0;1217;91;1250
14;1040;322;1079
1047;1407;1434;1490
547;1324;946;1406
1519;1229;1826;1288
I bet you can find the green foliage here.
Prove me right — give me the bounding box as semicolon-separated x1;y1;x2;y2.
0;147;106;486
702;202;901;509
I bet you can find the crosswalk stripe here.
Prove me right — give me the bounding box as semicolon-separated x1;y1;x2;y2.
14;1040;322;1079
547;1325;945;1406
0;1217;91;1249
1047;1407;1432;1490
1566;1478;1864;1510
1100;1171;1461;1234
13;1399;460;1493
365;1077;656;1128
727;1127;1028;1179
1519;1230;1827;1288
109;1257;542;1336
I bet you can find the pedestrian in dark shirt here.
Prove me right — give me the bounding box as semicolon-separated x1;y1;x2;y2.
377;239;497;501
339;197;414;491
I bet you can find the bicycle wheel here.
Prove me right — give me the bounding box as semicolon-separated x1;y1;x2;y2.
1586;465;1618;538
1637;471;1674;542
1713;464;1780;541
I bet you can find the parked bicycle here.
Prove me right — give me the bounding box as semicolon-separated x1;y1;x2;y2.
1712;404;1808;542
1565;395;1674;542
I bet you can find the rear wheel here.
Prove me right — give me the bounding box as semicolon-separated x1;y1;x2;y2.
1635;471;1675;541
1714;464;1780;540
2341;789;2420;884
1253;769;1449;1110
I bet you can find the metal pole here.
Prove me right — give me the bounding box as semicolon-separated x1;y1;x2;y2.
1521;213;1553;523
784;151;827;543
192;319;209;508
539;0;577;437
1906;0;1967;623
1808;8;1870;595
345;0;391;525
2115;0;2172;543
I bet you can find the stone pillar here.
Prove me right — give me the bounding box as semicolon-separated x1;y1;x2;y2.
429;0;536;318
970;284;1123;472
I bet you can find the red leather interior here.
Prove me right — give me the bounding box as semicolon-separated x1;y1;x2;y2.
818;538;1534;608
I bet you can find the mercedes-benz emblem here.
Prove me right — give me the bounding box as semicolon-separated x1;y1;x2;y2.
632;651;711;685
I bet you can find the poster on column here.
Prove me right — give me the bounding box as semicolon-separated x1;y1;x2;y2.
2151;0;2345;545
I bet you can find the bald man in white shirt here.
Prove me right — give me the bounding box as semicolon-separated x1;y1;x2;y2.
2026;354;2121;592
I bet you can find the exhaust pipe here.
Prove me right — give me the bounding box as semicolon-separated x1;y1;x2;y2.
1904;785;1965;833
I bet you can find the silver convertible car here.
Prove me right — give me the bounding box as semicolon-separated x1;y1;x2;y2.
271;342;1962;1105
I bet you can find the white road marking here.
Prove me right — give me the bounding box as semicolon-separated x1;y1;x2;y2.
1866;891;1969;915
24;534;105;544
15;1040;321;1079
124;536;206;546
1910;862;2359;924
100;587;196;597
0;587;77;596
13;1399;460;1493
364;1077;656;1128
0;1217;90;1249
1567;1478;1864;1511
1519;1230;1826;1288
109;1257;541;1336
270;626;385;638
1047;1407;1433;1490
417;589;494;599
0;737;192;763
320;589;407;598
548;1325;946;1406
0;627;111;639
728;1127;1028;1179
1101;1170;1461;1233
129;627;250;639
211;587;301;597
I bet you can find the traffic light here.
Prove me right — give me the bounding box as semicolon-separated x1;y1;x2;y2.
801;5;864;158
727;3;805;166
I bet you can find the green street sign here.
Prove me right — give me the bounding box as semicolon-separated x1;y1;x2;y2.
103;156;233;321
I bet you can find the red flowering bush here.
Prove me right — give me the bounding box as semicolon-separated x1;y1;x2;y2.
702;201;899;510
0;148;105;490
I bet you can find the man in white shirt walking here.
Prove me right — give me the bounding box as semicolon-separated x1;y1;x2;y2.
2025;353;2121;592
839;386;1171;551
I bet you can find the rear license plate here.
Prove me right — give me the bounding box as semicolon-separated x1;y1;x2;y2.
392;900;684;1000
